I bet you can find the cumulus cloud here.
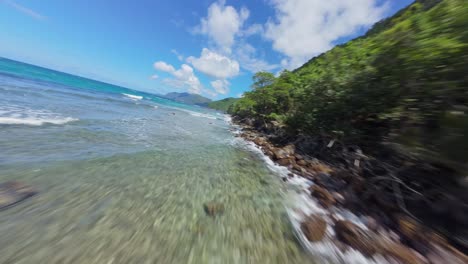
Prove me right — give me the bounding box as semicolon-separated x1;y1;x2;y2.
153;61;175;73
187;48;240;79
265;0;388;69
154;61;203;94
211;79;230;94
194;0;249;53
149;74;159;80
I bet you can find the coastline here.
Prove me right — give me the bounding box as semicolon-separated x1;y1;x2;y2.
230;116;468;264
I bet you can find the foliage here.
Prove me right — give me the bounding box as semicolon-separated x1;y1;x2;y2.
230;0;468;171
207;97;239;112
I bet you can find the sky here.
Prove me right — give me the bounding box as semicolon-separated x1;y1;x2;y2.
0;0;413;99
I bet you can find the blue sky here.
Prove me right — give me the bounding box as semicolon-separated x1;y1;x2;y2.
0;0;413;99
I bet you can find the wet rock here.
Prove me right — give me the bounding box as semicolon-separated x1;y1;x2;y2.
277;158;293;167
378;238;425;264
307;161;333;175
362;216;379;232
273;148;289;160
253;137;267;146
283;144;295;156
0;181;37;210
331;192;346;206
296;159;307;166
300;215;327;242
203;202;225;217
334;220;377;256
310;185;336;208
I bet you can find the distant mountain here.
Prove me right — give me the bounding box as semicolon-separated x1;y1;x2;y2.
162;92;212;106
207;97;239;112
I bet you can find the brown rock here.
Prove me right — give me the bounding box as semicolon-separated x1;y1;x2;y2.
203;202;225;217
310;185;336;208
296;159;307;166
331;192;346;206
253;137;266;146
301;215;327;242
283;144;295;155
334;220;377;256
378;239;425;264
277;158;292;166
273;148;289;160
0;181;37;210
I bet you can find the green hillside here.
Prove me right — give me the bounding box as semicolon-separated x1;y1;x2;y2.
230;0;468;171
207;97;239;112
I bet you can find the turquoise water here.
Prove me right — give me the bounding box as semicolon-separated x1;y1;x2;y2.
0;58;312;263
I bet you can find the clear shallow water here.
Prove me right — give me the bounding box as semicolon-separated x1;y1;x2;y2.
0;58;312;263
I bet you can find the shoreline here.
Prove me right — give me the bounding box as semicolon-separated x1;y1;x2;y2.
231;117;468;264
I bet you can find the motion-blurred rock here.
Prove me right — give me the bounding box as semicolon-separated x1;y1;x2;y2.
310;185;336;208
334;220;377;256
0;181;37;210
301;215;327;242
203;202;225;217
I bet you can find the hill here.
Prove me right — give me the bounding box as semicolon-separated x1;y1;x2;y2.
231;0;467;170
162;92;211;106
207;97;239;112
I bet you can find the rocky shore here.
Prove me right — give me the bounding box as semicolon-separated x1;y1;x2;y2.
233;117;468;264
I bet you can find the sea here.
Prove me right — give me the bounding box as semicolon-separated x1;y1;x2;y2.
0;57;315;263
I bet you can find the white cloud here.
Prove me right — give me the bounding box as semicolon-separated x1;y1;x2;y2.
235;42;279;73
187;48;240;79
154;61;203;94
194;0;249;53
3;0;46;21
265;0;388;69
149;74;158;80
153;61;175;72
241;24;264;37
211;79;230;94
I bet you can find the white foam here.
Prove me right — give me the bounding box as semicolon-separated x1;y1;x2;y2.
230;126;384;264
0;105;78;126
122;93;143;101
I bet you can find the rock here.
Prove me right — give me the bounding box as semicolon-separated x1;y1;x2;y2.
277;158;292;166
273;148;289;160
310;185;336;208
334;220;377;256
253;137;267;146
0;181;37;210
295;154;304;161
331;192;346;206
362;216;379;232
314;173;346;191
307;161;333;175
301;215;328;242
296;159;307;166
203;202;225;217
378;238;425;264
283;144;295;155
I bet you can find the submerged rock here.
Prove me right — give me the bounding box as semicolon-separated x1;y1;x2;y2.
203;202;225;217
310;185;336;208
0;181;37;210
301;215;327;242
334;220;377;256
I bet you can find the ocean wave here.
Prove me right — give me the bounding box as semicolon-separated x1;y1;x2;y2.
122;93;143;101
0;105;78;126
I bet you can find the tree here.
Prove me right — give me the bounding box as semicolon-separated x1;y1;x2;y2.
251;72;275;90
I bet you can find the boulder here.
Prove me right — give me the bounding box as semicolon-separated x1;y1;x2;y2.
203;202;225;217
301;215;328;242
334;220;377;256
277;158;292;167
273;148;289;160
253;137;267;146
310;185;336;208
0;181;37;210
